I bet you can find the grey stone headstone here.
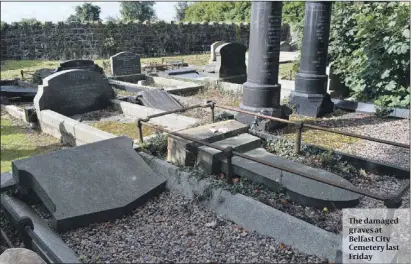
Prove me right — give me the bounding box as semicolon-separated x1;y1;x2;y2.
110;51;141;76
215;43;247;79
209;41;226;63
34;69;114;116
11;136;166;232
138;89;184;111
56;59;104;75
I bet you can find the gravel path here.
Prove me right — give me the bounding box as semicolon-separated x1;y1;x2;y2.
307;112;410;169
61;191;328;264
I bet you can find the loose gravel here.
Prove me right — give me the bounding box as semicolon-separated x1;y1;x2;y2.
303;112;410;169
61;191;328;264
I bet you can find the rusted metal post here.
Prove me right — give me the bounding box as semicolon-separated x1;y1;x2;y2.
295;121;303;154
224;147;234;184
207;100;215;123
137;119;144;143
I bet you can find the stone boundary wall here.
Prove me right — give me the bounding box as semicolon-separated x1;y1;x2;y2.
0;21;290;60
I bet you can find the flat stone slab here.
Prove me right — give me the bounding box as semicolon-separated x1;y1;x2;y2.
167;120;249;166
1;194;80;263
224;148;360;208
12;136;166;231
1;85;37;98
138;89;184;111
1;172;16;192
164;68;198;76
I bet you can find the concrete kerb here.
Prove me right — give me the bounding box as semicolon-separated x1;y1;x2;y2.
37;110;116;146
139;152;341;262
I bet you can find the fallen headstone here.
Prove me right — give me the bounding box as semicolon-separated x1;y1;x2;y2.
0;86;37;98
137;89;184;111
32;68;56;84
12;136;166;232
34;69;114;116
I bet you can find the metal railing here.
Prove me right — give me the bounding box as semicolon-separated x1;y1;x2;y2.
215;104;410;152
136;101;409;208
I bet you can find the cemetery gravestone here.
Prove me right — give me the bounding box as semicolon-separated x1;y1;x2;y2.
11;136;166;232
215;42;247;84
209;41;226;63
137;89;184;111
34;69;114;116
110;51;141;76
56;59;104;75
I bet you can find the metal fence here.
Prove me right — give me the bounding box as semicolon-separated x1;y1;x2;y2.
137;101;409;208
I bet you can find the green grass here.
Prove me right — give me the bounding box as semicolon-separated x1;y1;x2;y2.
1;114;63;173
91;121;156;139
1;55;295;80
279;114;360;150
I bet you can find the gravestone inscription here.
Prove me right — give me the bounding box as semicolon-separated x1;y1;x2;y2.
110;51;141;76
34;69;114;116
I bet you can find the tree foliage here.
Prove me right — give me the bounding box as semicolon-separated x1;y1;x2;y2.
67;3;101;23
174;2;190;21
120;2;156;22
20;18;40;25
329;2;410;108
184;2;251;22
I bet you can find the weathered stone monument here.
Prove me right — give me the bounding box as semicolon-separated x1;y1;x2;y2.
34;69;114;116
109;51;145;82
236;1;289;131
215;42;247;84
209;41;226;63
56;59;104;74
11;136;166;232
290;2;334;117
110;51;141;75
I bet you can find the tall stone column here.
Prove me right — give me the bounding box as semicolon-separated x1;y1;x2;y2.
236;1;289;131
290;2;334;117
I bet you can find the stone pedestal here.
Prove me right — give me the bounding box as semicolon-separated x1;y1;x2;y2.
290;2;334;117
236;1;289;131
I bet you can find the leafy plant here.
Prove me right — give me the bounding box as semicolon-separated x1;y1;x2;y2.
329;2;410;108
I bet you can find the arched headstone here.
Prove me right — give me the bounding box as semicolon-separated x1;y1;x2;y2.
34;69;114;116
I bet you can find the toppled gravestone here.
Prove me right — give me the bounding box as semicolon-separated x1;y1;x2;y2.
12;136;166;232
32;68;55;84
0;248;46;264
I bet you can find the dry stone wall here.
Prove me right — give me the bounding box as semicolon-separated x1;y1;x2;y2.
0;21;290;60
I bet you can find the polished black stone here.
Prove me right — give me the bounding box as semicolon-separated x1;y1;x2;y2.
237;2;289;131
11;136;166;232
290;2;334;117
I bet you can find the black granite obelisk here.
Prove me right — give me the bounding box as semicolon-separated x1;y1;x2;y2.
236;1;289;131
290;2;334;117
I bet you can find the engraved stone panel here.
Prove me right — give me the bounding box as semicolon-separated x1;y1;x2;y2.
110;51;141;76
34;69;114;116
